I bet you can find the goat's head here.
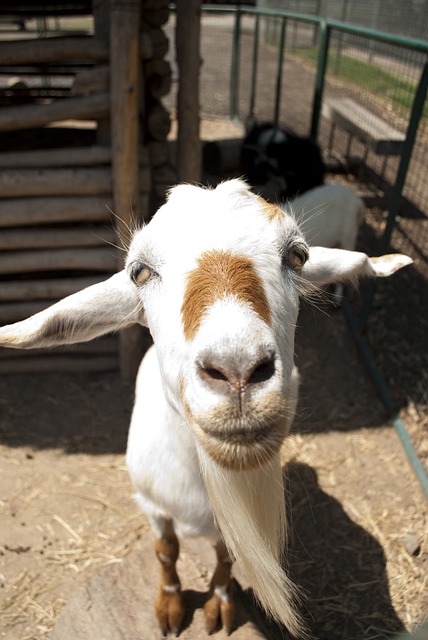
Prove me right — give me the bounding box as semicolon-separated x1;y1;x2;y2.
0;180;411;474
127;180;308;471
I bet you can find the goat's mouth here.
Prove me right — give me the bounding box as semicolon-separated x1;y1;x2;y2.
182;385;290;470
198;425;285;471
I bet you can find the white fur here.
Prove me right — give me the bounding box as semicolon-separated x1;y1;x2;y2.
285;183;365;301
0;179;412;637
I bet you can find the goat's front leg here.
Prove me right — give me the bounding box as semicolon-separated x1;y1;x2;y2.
204;539;235;635
154;519;186;637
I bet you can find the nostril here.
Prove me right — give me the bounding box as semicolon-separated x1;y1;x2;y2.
197;351;276;392
248;355;276;385
198;361;240;391
201;366;229;383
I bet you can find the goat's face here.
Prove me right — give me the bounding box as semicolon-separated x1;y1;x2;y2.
127;180;307;470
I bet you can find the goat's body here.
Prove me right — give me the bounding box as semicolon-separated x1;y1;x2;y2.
127;345;217;540
286;184;365;302
289;183;365;251
0;179;412;637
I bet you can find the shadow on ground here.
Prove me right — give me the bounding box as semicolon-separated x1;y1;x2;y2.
284;461;405;640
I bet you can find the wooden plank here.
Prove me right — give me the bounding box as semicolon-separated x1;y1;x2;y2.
0;336;117;357
0;301;56;323
71;65;110;96
0;247;117;274
0;276;107;301
0;355;118;374
325;98;405;155
0;93;110;133
0;145;150;168
0;166;150;197
0;145;111;168
0;20;155;67
0;167;111;197
0;36;108;65
0;196;113;227
0;227;117;251
110;0;144;381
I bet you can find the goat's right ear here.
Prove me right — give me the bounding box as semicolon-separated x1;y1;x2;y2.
302;247;413;286
0;270;145;350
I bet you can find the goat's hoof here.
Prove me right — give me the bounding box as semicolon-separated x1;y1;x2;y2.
204;591;235;635
156;589;185;637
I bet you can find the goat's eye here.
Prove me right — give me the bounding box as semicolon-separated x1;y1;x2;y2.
285;244;308;271
130;262;153;286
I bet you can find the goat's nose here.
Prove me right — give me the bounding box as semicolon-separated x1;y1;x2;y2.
198;352;276;395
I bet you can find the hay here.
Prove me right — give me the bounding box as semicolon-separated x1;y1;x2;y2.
283;430;428;636
0;450;150;639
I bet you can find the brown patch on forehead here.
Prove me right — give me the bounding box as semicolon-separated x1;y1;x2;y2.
258;197;285;222
181;250;271;341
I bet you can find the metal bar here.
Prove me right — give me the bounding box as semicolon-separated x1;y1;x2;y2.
343;300;428;499
310;20;330;140
248;14;260;124
273;16;286;128
229;6;241;122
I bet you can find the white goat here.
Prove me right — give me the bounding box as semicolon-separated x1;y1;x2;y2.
285;183;366;302
0;180;412;637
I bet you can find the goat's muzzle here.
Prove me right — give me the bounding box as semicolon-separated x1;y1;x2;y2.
194;418;287;471
197;351;276;415
183;353;289;471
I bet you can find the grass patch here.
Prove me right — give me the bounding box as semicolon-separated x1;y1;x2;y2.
292;46;428;122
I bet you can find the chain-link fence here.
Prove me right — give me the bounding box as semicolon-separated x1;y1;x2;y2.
259;0;428;40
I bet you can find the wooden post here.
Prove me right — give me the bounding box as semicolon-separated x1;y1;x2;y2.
176;0;202;183
110;0;144;381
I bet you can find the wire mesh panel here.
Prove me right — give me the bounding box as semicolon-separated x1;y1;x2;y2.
316;30;428;217
236;13;320;135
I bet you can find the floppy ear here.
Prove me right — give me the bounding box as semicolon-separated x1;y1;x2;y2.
302;247;413;286
0;270;145;350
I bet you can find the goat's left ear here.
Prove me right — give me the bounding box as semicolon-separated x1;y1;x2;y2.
302;247;413;285
0;270;145;350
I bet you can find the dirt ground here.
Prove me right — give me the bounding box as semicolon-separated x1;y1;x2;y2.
1;132;428;640
1;16;428;640
0;294;427;640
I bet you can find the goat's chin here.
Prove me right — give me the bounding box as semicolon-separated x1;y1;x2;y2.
185;393;291;471
194;422;285;471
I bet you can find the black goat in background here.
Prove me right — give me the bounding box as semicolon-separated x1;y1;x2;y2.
241;123;325;200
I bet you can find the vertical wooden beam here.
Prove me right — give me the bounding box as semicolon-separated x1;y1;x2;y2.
176;0;202;183
110;0;144;381
94;0;111;145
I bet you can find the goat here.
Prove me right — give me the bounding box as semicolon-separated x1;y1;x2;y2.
241;123;325;200
285;183;366;302
0;180;412;637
